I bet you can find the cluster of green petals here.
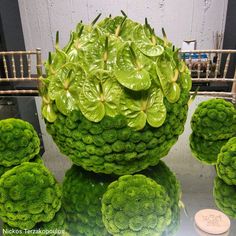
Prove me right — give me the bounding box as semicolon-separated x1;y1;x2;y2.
0;162;62;229
213;176;236;219
0;118;40;167
62;165;112;236
101;174;172;236
216;137;236;185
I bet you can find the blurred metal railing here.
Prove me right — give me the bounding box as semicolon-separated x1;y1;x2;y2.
0;48;42;95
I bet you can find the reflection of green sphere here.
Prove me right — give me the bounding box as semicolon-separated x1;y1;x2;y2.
62;165;112;236
189;133;228;165
3;208;66;236
0;118;40;167
213;176;236;219
102;174;171;236
216;137;236;185
191;98;236;141
141;161;181;236
0;163;62;229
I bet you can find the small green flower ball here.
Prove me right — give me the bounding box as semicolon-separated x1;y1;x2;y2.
216;137;236;185
189;133;228;165
0;118;40;167
101;174;172;236
0;162;62;229
213;176;236;219
191;99;236;141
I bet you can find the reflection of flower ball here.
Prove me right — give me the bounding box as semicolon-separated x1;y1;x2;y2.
217;137;236;185
62;165;112;236
0;163;62;229
102;174;171;235
0;118;40;167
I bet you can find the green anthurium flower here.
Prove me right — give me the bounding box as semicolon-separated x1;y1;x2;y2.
180;67;192;91
114;43;151;91
78;71;122;122
120;85;166;130
41;95;57;123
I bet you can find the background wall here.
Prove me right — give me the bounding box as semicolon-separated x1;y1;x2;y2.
18;0;228;61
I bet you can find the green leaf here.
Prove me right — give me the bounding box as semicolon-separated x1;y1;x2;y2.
78;72;121;122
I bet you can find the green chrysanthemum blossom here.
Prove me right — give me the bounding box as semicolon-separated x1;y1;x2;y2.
0;162;62;229
141;161;181;236
189;133;228;165
62;165;113;236
101;174;172;236
213;176;236;219
42;14;191;175
3;208;66;236
0;118;40;167
216;137;236;185
191;99;236;141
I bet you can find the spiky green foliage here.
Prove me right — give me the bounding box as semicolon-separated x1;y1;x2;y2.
0;118;40;167
191;99;236;141
42;14;190;175
216;137;236;185
213;176;236;219
3;208;66;236
101;174;172;236
0;162;62;229
189;133;228;165
62;165;113;236
0;154;43;177
141;161;181;236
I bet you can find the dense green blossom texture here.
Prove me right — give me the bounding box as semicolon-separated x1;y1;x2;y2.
3;208;66;236
189;133;228;165
42;14;190;175
102;174;171;236
0;118;40;167
216;137;236;185
0;162;62;229
141;161;181;236
191;99;236;141
213;176;236;219
62;165;113;236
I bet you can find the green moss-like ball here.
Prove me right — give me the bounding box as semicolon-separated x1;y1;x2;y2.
0;162;62;229
216;137;236;185
141;161;181;236
0;118;40;167
62;165;113;236
102;174;171;236
191;99;236;141
189;133;228;165
3;208;66;236
213;176;236;219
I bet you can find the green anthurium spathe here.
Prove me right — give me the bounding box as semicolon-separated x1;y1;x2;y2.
179;66;192;91
41;95;57;123
120;85;166;130
114;43;151;91
78;71;122;122
156;58;181;103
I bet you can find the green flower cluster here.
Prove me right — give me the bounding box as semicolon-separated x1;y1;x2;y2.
62;165;112;236
213;176;236;219
42;13;190;175
141;161;181;236
3;208;66;236
101;174;172;236
0;118;40;167
0;162;62;229
190;98;236;164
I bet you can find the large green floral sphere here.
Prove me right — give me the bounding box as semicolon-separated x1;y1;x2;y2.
216;137;236;185
141;161;181;236
213;176;236;219
0;118;40;167
191;99;236;141
62;165;113;236
41;14;191;175
101;174;171;236
0;162;62;229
